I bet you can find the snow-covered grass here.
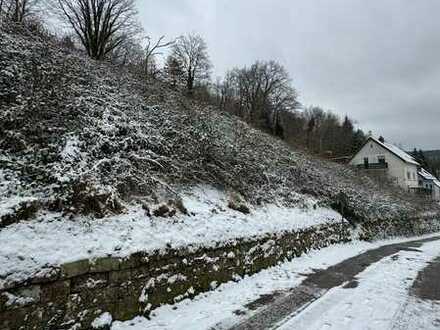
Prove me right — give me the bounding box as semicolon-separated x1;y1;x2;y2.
60;135;81;161
0;196;37;219
0;186;343;289
0;169;28;214
111;234;440;330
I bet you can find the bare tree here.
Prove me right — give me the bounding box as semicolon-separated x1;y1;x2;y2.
215;70;241;116
264;62;299;136
144;35;174;78
219;60;299;134
0;0;41;22
110;34;143;66
170;33;211;93
55;0;140;60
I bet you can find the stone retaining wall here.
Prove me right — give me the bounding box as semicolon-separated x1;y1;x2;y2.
0;222;351;330
359;215;440;240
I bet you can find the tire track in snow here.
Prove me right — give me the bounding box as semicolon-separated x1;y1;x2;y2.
227;235;440;330
276;239;440;330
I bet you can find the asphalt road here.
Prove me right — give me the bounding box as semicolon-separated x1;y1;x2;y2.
227;235;440;330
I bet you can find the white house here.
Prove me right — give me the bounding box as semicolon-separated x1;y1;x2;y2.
350;136;440;201
350;137;420;190
418;168;440;201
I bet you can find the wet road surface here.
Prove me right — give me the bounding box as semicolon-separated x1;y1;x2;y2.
227;235;440;330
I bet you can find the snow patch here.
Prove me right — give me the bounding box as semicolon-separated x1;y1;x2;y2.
138;288;148;303
0;196;37;219
92;312;113;329
2;292;34;307
61;135;81;161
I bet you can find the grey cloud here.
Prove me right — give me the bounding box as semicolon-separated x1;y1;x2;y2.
137;0;440;149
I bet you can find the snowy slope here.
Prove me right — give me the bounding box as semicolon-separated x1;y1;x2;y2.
0;26;426;228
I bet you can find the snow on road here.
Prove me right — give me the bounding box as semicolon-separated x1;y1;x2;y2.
111;235;440;330
276;239;440;330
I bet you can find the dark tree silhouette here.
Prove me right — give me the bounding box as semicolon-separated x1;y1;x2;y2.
55;0;139;60
170;33;211;93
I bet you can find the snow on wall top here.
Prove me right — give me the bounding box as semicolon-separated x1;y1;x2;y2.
0;186;344;289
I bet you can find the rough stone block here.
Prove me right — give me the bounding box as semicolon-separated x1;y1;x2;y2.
108;269;132;284
90;257;121;273
40;280;70;304
0;293;9;312
61;260;90;278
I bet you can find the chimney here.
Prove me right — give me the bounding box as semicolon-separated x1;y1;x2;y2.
378;136;385;143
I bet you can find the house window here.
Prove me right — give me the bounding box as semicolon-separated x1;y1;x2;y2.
412;172;416;180
378;156;385;164
363;157;369;168
407;171;411;180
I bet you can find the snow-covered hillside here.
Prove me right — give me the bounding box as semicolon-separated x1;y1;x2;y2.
0;25;431;228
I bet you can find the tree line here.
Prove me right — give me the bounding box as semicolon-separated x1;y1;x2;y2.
1;0;367;159
211;65;366;158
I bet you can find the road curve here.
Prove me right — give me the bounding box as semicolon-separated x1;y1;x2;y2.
227;235;440;330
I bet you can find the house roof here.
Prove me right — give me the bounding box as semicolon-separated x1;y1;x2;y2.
367;137;420;165
418;168;440;188
418;168;436;181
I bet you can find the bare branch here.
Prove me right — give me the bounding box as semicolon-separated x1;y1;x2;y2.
144;35;174;77
54;0;140;60
0;0;41;22
169;33;211;93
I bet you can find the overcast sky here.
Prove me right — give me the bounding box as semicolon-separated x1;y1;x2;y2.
137;0;440;150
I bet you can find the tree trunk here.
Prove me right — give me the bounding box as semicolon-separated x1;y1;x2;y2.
187;71;194;93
